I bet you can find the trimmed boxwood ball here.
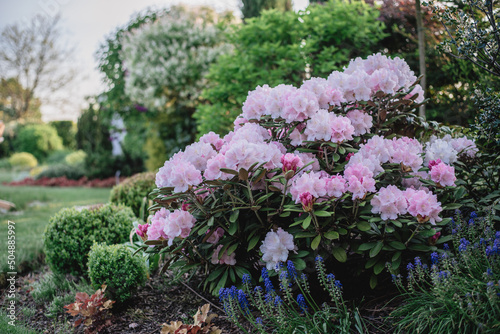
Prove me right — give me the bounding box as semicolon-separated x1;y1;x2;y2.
43;203;136;276
88;243;147;302
109;172;156;218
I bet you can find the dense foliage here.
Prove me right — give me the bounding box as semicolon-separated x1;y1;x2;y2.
194;0;387;136
135;54;477;295
110;172;156;219
391;210;500;333
87;243;147;303
8;152;37;169
49;120;76;150
43;204;135;276
14;124;63;161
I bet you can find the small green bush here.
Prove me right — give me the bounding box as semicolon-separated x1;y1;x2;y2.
14;124;63;161
88;243;147;302
110;172;156;218
36;163;85;180
45;149;72;164
43;204;136;276
8;152;38;169
0;158;11;169
65;150;87;166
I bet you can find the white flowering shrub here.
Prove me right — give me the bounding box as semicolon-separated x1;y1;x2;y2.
136;53;477;293
121;7;229;111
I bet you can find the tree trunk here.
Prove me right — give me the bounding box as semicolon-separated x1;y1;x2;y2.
415;0;426;119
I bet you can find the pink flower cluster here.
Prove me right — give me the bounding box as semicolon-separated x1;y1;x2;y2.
424;134;478;165
304;110;354;143
371;185;443;224
239;53;425;129
211;244;236;266
260;228;295;271
147;208;196;245
344;163;376;200
371;185;408;220
346;109;373;136
404;188;442;224
429;161;456;187
328;53;424;103
289;171;347;203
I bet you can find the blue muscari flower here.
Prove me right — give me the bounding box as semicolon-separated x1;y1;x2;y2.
219;288;228;304
443;243;449;250
275;262;284;271
470;211;478;219
459;238;470;252
334;280;343;289
495;231;500;239
264;293;273;305
391;274;397;282
255;317;263;325
487;268;493;276
486;246;494;257
414;257;422;267
326;273;335;282
438;270;449;281
452;228;458;235
264;277;274;293
487;281;494;288
297;294;307;313
274;296;283;307
468;218;475;225
480;238;486;245
229;286;238;298
238;290;250;315
261;267;269;280
407;262;415;272
242;273;251;285
287;260;297;282
431;252;439;265
254;286;263;293
315;255;323;263
301;273;308;281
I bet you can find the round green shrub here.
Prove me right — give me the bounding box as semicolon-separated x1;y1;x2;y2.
110;172;156;218
43;204;136;276
88;243;147;302
8;152;38;169
36;163;85;180
64;150;87;166
14;124;63;161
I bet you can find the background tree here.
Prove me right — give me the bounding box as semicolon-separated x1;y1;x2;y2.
101;6;231;170
0;14;74;121
240;0;292;19
369;0;490;125
194;0;386;136
0;78;42;122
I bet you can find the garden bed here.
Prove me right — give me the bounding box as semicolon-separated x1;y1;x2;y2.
1;264;400;334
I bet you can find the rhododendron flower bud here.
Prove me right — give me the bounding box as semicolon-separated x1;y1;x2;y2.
260;228;295;271
281;153;303;179
135;224;149;240
430;162;456;187
211;244;236;265
428;159;442;170
430;231;441;245
346;152;354;161
299;192;314;212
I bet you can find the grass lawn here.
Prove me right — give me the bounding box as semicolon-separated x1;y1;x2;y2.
0;185;111;273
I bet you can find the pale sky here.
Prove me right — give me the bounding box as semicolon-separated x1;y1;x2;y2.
0;0;308;122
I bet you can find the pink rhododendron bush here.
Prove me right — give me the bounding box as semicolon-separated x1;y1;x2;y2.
137;54;478;293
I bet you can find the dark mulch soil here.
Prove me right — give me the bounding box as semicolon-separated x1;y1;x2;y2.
1;266;244;334
1;266;399;333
